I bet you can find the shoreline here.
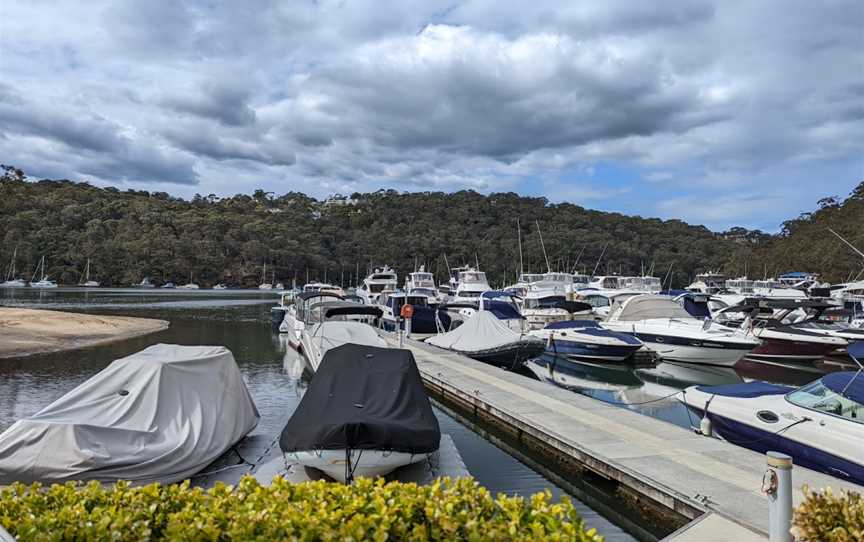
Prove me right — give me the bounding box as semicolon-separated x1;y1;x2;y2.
0;307;169;359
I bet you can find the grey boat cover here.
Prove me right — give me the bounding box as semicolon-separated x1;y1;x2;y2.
426;310;541;354
0;344;259;485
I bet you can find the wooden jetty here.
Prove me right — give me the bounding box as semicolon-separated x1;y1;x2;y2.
383;333;862;539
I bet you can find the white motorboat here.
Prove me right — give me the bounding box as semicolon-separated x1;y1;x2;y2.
603;294;760;366
449;266;491;303
356;266;398;304
0;344;259;485
213;283;228;290
405;266;441;304
29;256;57;288
521;288;591;330
280;344;440;482
678;341;864;485
294;301;386;372
280;290;346;344
1;247;27;288
685;271;726;295
529;320;644;362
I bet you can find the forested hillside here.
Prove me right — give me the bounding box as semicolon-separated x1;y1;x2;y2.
2;165;857;288
750;183;864;283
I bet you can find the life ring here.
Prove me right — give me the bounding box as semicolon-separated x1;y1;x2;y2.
400;304;415;319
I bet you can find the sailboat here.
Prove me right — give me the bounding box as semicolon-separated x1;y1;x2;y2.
1;248;27;288
179;271;200;289
79;258;99;287
30;256;58;288
258;262;273;290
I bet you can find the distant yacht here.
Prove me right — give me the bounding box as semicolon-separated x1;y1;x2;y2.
179;272;199;289
405;265;441;303
29;256;58;288
136;277;156;288
213;283;228;290
258;262;273;290
161;282;176;289
356;266;398;304
79;258;99;287
449;266;491;303
1;247;27;288
686;271;726;294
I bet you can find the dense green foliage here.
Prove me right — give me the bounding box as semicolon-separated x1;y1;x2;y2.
1;165;860;287
793;486;864;541
0;476;603;541
750;184;864;284
0;166;755;288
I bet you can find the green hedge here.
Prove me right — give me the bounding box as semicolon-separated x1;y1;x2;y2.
0;476;603;541
793;486;864;542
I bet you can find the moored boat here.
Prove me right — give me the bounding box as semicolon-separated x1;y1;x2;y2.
279;344;440;482
530;320;643;362
0;344;259;485
678;342;864;485
426;310;545;369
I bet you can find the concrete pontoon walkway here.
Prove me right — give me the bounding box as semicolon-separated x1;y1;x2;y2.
387;335;862;537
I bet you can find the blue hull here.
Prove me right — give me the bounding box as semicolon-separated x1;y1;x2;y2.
686;406;864;485
547;340;641;361
382;307;449;334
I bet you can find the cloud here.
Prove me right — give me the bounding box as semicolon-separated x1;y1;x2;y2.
0;0;861;228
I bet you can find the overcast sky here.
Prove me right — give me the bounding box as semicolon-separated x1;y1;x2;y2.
1;1;862;231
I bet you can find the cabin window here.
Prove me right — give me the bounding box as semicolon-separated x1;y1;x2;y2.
368;284;386;293
787;380;864;422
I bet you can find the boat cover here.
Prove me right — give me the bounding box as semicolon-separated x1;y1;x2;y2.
427;310;541;353
280;344;440;454
311;321;388;355
695;381;793;398
822;372;864;403
0;344;259;485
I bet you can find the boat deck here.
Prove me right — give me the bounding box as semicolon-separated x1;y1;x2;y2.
384;333;862;538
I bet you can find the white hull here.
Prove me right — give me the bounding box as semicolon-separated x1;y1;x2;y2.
0;280;26;288
286;449;430;482
30;281;57;288
641;342;750;367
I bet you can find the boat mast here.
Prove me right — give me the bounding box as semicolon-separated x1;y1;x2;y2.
828;227;864;260
535;221;551;273
591;243;608;277
516;219;524;278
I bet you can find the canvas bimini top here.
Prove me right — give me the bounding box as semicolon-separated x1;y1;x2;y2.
280;344;440;455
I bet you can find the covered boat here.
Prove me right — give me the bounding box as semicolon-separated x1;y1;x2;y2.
678;341;864;485
280;344;440;482
0;344;259;485
426;310;545;368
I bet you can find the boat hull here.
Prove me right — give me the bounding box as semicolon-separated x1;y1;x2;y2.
463;340;546;369
286;450;430;483
627;334;751;366
745;338;844;364
546;339;642;362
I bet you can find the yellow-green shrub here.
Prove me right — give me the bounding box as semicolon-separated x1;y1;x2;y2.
0;476;603;541
793;486;864;542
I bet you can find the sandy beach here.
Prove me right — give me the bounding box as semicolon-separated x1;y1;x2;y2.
0;308;169;359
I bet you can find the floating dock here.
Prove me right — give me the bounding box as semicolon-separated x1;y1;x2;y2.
384;333;862;539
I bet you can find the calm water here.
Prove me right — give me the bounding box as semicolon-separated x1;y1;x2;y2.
0;288;635;541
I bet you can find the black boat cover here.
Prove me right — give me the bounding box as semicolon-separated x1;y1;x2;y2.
280;344;440;454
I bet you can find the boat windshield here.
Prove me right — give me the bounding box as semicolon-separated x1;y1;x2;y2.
787;379;864;422
460;271;487;283
519;274;545;283
368;283;387;293
371;274;395;281
524;296;566;309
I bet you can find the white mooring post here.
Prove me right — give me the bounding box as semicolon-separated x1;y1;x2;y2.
405;316;412;340
764;451;793;542
398;317;404;347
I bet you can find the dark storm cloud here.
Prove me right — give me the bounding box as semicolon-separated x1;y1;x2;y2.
163;80;257;127
1;0;862;228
